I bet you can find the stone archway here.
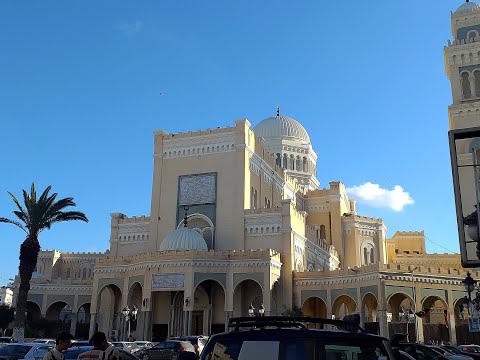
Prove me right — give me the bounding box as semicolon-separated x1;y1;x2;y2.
332;295;356;319
422;296;449;344
97;284;122;340
233;279;263;317
75;303;91;339
194;280;226;335
387;292;415;341
362;293;378;335
302;297;327;328
26;301;41;322
127;283;143;340
45;302;73;337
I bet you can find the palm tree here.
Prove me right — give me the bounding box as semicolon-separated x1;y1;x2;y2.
0;184;87;341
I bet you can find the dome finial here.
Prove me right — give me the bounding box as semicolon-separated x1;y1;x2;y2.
183;206;189;227
276;104;280;117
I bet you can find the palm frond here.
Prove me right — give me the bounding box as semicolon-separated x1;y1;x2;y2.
0;218;27;233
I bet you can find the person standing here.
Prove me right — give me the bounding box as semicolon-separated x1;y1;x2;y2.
77;332;122;360
43;332;73;360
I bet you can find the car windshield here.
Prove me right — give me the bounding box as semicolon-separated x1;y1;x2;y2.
0;345;32;357
113;343;123;348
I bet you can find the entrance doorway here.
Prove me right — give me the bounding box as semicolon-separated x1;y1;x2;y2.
192;311;203;335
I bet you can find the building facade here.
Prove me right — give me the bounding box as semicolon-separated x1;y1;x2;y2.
11;2;480;345
0;287;13;308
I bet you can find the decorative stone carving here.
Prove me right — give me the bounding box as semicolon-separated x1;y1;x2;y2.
179;174;216;206
152;273;185;290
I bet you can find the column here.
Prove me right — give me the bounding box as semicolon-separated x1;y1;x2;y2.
89;313;97;338
326;289;332;319
415;286;424;343
70;313;77;337
224;311;233;332
377;279;388;338
143;311;152;341
470;73;476;98
263;285;272;316
356;287;364;328
448;307;457;346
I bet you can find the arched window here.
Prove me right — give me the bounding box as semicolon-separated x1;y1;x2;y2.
361;241;376;266
320;225;326;240
462;72;472;99
296;156;301;171
251;187;255;208
303;157;307;172
254;189;258;209
82;268;87;279
276;153;281;167
469;30;479;41
66;268;71;279
363;247;369;266
283;154;288;169
265;197;268;208
475;71;480;97
289;155;295;170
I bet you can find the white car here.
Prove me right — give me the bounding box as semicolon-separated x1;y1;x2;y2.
134;341;154;350
32;339;56;345
0;342;53;360
112;342;141;353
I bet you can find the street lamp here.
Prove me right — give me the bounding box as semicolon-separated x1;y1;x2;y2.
463;272;477;302
121;305;138;340
248;304;255;317
259;304;265;317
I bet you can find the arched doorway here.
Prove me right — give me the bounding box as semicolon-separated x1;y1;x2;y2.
233;279;263;317
332;295;356;320
97;284;122;340
302;297;327;328
76;303;91;339
26;301;41;322
194;280;226;335
453;297;480;345
422;296;449;344
46;302;73;337
127;283;143;340
387;293;415;341
362;293;378;334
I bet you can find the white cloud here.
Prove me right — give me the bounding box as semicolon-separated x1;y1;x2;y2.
115;21;144;38
346;182;414;212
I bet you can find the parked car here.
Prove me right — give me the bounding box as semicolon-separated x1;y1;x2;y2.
112;342;141;354
134;342;155;350
427;345;473;360
459;346;480;354
169;337;208;356
442;346;480;360
139;340;196;360
398;343;449;360
32;339;56;345
71;340;91;347
0;338;13;349
200;315;395;360
64;346;93;360
398;350;418;360
0;343;53;360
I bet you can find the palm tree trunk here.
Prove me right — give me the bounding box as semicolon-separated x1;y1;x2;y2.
13;235;40;342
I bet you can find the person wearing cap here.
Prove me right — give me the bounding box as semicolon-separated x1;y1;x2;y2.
77;332;122;360
43;332;73;360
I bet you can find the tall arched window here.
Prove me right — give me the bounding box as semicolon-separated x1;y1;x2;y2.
289;155;295;170
82;268;87;279
303;157;307;172
276;153;281;167
462;72;472;99
296;156;301;171
254;189;258;209
361;241;376;266
475;71;480;97
251;187;255;208
320;225;326;240
283;154;288;169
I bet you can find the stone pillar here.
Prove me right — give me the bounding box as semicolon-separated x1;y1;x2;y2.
377;279;389;338
326;289;332;319
415;286;424;343
70;314;77;337
356;287;364;328
187;311;193;336
448;307;457;346
225;311;233;332
143;311;152;341
89;313;97;338
263;285;272;316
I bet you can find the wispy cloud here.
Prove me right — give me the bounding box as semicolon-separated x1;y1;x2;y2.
115;21;144;38
347;182;414;212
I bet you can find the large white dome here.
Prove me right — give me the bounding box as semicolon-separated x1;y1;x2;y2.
159;227;208;251
455;1;480;15
253;114;311;144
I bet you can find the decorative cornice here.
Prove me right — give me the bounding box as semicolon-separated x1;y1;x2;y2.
162;132;237;159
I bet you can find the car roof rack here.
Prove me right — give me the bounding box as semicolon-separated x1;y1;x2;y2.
228;315;365;333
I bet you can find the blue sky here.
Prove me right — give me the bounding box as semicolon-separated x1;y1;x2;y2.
0;1;463;284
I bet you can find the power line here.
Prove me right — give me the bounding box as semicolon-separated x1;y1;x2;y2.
425;236;456;254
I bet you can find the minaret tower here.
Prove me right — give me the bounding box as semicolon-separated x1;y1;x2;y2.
445;1;480;130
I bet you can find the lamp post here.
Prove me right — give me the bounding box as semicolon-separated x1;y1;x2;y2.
463;272;477;303
410;267;419;343
259;304;265;317
398;307;415;342
248;304;255;317
121;305;138;340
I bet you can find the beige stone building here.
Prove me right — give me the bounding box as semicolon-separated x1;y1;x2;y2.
11;1;480;346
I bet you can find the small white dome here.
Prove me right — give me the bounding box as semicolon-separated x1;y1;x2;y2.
254;114;311;144
159;227;208;251
455;1;480;15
